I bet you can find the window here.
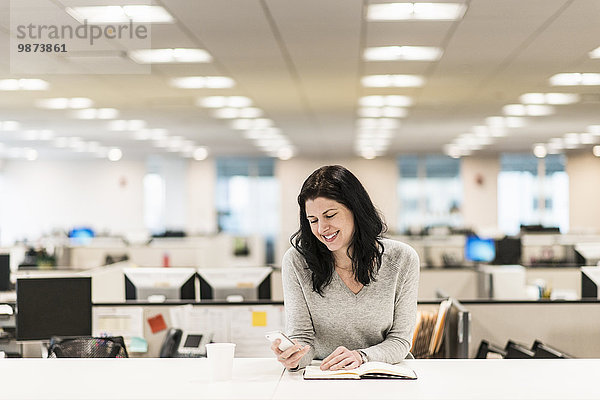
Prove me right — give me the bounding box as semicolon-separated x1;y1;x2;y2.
398;155;462;233
498;153;568;235
215;157;278;263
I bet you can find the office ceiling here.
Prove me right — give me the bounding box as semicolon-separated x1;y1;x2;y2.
0;0;599;161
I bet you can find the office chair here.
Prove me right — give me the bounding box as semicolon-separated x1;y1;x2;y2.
47;336;129;358
504;340;534;359
475;340;506;359
531;340;571;359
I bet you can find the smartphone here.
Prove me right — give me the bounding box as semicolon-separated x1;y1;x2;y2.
265;330;295;351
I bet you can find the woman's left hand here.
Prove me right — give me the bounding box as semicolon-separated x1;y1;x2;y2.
320;346;362;371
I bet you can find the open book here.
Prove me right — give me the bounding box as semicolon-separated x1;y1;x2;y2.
303;361;417;380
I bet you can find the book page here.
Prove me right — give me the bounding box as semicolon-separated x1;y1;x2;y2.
304;362;417;380
359;362;417;379
304;365;360;379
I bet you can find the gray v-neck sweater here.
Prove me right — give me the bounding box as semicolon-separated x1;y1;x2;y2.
282;238;419;368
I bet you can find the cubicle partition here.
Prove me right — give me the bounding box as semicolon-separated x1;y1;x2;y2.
464;300;600;358
60;234;266;269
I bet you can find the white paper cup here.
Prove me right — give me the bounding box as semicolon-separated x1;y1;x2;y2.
205;343;236;381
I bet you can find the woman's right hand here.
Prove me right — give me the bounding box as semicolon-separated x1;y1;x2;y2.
271;338;310;369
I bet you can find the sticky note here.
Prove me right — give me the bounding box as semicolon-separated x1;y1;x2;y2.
252;311;267;327
147;314;167;334
129;336;148;353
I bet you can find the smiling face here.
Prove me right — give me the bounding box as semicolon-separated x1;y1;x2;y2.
305;197;355;260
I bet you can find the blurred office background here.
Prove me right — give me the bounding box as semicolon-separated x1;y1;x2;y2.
1;0;600;359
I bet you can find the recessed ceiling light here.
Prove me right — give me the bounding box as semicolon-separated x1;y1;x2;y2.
170;76;235;89
502;104;554;116
550;73;600;86
107;148;123;161
196;96;253;108
129;48;212;64
593;145;600;157
277;147;295;161
443;144;463;159
359;95;413;107
66;5;174;24
589;46;600;59
193;147;209;161
362;74;424;87
533;144;547;158
36;97;93;109
519;93;580;105
364;46;443;61
367;2;467;21
359;148;378;160
0;79;49;91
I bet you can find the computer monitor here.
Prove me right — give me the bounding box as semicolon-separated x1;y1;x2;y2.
581;267;600;299
493;236;522;265
16;277;92;341
68;227;95;245
124;267;196;301
0;254;10;291
465;235;496;263
197;267;272;301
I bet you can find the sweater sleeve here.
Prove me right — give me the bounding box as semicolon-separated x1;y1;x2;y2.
360;246;420;364
281;248;316;369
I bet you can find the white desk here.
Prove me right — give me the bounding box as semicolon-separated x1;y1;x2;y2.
0;358;283;400
1;358;600;399
278;359;600;400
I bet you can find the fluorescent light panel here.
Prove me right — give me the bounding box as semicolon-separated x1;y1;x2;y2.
129;48;212;64
36;97;93;109
66;5;174;24
519;93;580;105
358;107;407;118
503;104;554;116
367;3;467;21
213;108;263;119
170;76;235;89
359;95;413;107
71;108;119;119
364;46;442;61
362;74;424;87
0;79;49;91
589;46;600;59
0;121;20;131
550;73;600;86
197;96;253;108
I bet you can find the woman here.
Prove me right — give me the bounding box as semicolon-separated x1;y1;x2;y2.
271;165;419;371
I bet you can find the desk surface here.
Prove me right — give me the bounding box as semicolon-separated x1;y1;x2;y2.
1;358;599;400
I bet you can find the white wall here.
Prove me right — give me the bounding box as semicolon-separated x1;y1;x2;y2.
567;152;600;233
0;160;146;245
461;156;500;234
275;157;398;263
